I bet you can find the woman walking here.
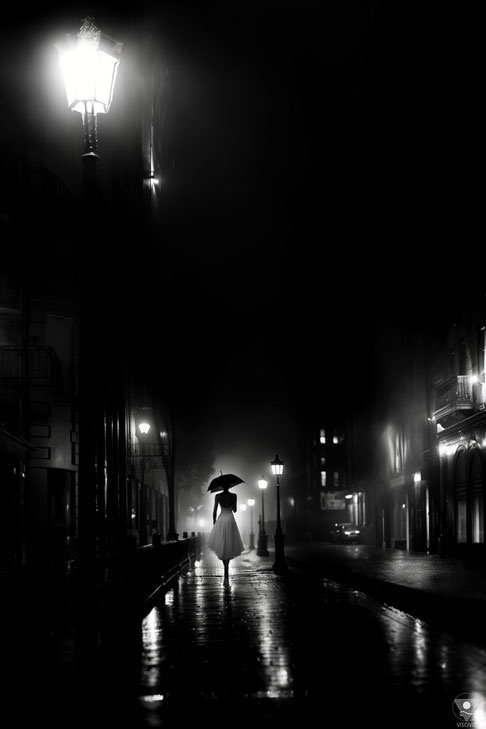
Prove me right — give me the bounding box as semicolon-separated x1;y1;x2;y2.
207;483;244;584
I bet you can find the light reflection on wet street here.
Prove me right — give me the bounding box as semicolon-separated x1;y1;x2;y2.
132;548;486;727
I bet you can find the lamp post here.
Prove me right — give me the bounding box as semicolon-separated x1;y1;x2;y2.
55;19;122;548
137;419;151;546
271;454;287;574
256;476;269;556
239;503;247;548
247;498;255;549
55;16;123;653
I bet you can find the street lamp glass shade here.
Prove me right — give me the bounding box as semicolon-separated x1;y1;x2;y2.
258;477;268;490
138;421;151;435
239;504;247;511
56;17;122;115
247;499;255;507
270;454;284;476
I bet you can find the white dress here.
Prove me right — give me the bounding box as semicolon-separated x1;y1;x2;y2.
208;506;244;560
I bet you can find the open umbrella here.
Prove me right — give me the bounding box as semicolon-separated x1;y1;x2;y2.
207;472;245;493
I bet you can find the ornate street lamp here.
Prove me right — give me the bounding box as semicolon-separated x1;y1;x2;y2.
271;454;287;573
247;498;255;549
56;17;122;151
256;475;269;556
54;16;123;659
56;16;123;213
54;15;123;573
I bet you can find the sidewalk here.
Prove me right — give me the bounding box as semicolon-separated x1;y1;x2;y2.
284;540;486;647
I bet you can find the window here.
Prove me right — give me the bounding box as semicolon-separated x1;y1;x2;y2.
471;450;484;544
457;500;467;543
320;428;326;444
321;471;327;487
455;449;467;543
459;340;467;373
394;432;404;474
472;495;484;543
478;325;486;381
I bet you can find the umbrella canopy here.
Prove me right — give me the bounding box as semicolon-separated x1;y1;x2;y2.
207;472;245;493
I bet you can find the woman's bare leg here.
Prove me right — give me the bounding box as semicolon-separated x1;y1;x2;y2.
222;559;230;582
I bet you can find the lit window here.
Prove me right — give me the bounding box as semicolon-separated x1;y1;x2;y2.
321;471;326;487
333;431;338;444
320;428;326;444
473;494;484;543
394;432;404;473
320;456;326;466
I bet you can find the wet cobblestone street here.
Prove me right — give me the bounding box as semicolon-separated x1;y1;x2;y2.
6;546;486;729
103;548;486;727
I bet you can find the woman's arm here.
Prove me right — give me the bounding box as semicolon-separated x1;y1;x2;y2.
232;493;237;513
213;495;219;524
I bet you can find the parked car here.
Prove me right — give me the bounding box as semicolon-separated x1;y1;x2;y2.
330;522;361;544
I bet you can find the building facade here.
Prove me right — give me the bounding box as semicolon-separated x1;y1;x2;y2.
431;299;486;557
0;12;180;583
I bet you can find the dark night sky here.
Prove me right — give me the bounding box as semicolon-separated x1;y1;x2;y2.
132;1;438;488
2;3;474;498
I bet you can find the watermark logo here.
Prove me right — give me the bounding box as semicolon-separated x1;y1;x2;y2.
452;693;483;727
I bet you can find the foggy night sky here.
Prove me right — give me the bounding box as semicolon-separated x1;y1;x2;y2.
1;3;474;503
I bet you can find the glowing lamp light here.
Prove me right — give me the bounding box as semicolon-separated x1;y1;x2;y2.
247;499;255;507
256;475;269;556
56;17;123;116
138;421;151;435
239;504;247;512
270;454;284;477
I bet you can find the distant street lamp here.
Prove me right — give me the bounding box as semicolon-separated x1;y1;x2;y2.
247;498;255;549
271;454;287;574
138;421;151;435
256;476;269;556
137;417;152;545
